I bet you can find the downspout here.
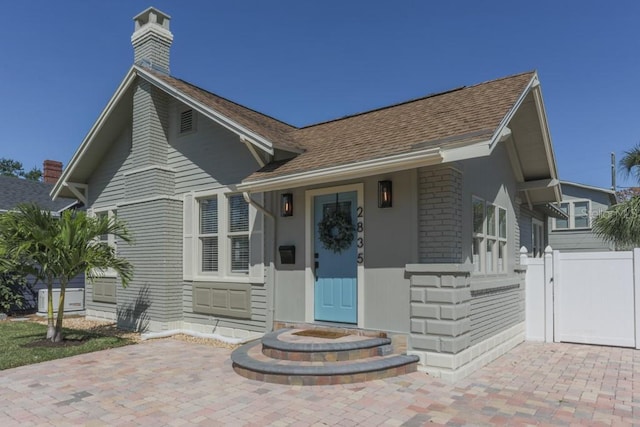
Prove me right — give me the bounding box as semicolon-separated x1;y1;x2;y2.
243;191;277;332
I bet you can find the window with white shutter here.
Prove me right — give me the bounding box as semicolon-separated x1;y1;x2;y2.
199;197;218;272
228;194;249;273
194;192;255;279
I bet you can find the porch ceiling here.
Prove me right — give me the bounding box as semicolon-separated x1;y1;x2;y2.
508;90;561;204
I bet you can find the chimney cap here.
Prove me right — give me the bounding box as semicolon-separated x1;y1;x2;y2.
133;7;171;32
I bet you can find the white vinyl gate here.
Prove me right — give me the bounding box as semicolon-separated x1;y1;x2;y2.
524;247;640;349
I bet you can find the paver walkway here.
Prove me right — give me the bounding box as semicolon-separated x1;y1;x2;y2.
0;339;638;426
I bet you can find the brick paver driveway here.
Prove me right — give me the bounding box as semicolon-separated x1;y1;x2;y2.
0;339;638;426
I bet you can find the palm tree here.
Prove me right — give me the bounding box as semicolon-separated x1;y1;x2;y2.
0;204;133;342
593;144;640;248
0;205;59;337
52;209;133;341
619;144;640;182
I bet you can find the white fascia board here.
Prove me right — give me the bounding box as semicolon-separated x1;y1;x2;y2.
441;139;492;163
135;66;275;156
560;180;616;195
443;74;540;165
238;147;442;192
517;178;560;191
51;67;138;200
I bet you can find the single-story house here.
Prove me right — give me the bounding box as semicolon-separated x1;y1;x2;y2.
0;161;82;311
547;181;616;252
52;7;564;380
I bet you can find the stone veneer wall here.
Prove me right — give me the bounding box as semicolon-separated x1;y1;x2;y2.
418;165;463;263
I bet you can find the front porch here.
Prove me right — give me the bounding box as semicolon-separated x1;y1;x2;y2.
231;324;418;385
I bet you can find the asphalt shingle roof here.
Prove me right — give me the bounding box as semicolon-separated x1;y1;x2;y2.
143;69;535;183
0;176;75;212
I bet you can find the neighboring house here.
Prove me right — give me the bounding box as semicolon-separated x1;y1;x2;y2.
547;181;617;252
51;8;563;380
0;161;82;310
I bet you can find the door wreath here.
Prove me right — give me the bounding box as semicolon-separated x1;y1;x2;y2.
318;203;355;254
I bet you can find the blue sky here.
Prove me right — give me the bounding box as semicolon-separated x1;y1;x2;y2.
0;1;638;189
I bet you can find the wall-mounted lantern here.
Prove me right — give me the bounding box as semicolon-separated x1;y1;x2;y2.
378;180;392;208
281;193;293;216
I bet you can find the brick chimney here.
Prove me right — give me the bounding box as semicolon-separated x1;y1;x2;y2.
131;7;173;74
43;160;63;184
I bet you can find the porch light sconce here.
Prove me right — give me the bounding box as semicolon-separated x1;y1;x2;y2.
378;180;392;208
281;193;293;217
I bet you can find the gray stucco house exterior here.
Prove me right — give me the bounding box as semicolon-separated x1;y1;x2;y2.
546;181;616;252
52;8;564;380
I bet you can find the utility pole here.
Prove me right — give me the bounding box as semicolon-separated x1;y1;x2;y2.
611;152;616;192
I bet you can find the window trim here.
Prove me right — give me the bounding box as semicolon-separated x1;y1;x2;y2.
90;207;118;278
552;199;592;231
472;196;508;275
188;188;261;283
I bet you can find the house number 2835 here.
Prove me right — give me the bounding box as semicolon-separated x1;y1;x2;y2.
356;206;364;264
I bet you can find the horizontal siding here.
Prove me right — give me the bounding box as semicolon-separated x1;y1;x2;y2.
469;282;524;345
88;127;133;207
117;199;183;329
182;282;267;333
167;103;259;195
549;230;613;252
124;168;174;199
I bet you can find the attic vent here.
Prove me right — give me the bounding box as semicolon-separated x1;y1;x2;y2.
180;109;194;134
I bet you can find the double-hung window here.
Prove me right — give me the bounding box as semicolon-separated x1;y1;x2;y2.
553;200;591;230
197;193;250;277
472;197;507;274
200;197;219;272
92;209;118;277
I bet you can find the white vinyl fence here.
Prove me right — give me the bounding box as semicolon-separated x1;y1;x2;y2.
524;247;640;349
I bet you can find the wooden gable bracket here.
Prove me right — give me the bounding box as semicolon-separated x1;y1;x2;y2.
240;135;271;168
63;182;88;205
516;178;560;192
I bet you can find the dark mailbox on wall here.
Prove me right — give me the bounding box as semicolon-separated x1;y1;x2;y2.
278;245;296;265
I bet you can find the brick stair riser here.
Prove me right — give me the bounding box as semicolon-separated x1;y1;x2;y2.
233;362;418;385
262;347;381;362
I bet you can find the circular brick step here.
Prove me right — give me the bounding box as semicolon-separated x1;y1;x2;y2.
231;338;419;385
262;329;393;361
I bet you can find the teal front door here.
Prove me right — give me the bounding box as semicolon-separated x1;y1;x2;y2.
314;191;357;324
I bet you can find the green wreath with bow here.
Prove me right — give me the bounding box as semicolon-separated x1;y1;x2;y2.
318;208;355;253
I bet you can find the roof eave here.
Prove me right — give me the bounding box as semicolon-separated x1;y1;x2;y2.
238;148;443;192
51;66;138;200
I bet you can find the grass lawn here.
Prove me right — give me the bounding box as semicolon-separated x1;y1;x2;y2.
0;320;135;370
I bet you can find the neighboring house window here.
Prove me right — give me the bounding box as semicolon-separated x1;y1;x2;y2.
472;197;507;273
197;193;250;276
553;200;591;230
